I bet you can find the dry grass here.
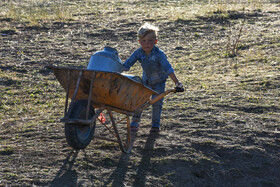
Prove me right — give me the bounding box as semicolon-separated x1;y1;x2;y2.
0;0;279;186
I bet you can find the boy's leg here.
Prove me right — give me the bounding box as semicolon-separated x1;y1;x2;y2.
131;112;141;127
151;81;166;128
151;98;163;128
130;113;141;131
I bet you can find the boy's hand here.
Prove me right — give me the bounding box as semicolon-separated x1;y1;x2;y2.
121;65;129;72
175;82;184;92
175;82;183;88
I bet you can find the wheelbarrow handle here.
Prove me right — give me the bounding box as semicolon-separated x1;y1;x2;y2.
150;87;184;105
175;86;184;93
134;87;184;114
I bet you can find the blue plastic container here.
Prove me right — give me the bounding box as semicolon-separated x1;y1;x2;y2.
87;47;123;72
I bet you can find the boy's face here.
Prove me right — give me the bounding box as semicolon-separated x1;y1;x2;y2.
138;32;157;55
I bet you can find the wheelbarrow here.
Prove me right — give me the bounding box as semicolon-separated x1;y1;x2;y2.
48;65;184;153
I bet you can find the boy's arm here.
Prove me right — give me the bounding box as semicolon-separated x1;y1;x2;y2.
169;72;183;88
158;51;183;88
122;50;139;72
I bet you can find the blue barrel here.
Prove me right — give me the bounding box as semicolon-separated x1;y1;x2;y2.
87;47;123;72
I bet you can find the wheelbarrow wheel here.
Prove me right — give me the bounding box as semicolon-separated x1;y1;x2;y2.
65;100;95;150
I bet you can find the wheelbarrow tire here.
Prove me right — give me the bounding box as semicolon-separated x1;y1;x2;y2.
65;100;95;150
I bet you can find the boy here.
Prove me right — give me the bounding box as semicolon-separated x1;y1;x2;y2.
122;23;183;132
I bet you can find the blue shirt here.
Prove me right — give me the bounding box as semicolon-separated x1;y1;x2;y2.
123;46;174;85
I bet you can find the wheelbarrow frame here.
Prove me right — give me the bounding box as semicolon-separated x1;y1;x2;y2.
48;65;183;153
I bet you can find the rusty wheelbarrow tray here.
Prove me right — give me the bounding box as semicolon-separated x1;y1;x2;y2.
48;65;183;153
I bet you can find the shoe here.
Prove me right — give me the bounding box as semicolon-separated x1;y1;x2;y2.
130;126;139;131
130;122;139;131
150;127;160;132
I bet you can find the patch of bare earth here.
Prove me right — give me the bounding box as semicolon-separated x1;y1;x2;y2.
0;1;279;186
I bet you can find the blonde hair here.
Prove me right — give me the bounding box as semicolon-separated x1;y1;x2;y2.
138;23;159;39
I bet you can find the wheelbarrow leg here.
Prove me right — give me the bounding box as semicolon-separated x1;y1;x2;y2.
66;71;83;118
64;70;71;117
107;110;133;153
86;72;95;120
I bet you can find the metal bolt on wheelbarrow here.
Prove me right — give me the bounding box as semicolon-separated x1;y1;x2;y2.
48;65;184;153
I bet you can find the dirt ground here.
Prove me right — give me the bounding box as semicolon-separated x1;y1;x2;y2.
0;1;280;186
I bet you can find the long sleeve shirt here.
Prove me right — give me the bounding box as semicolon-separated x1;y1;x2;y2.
123;46;174;85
